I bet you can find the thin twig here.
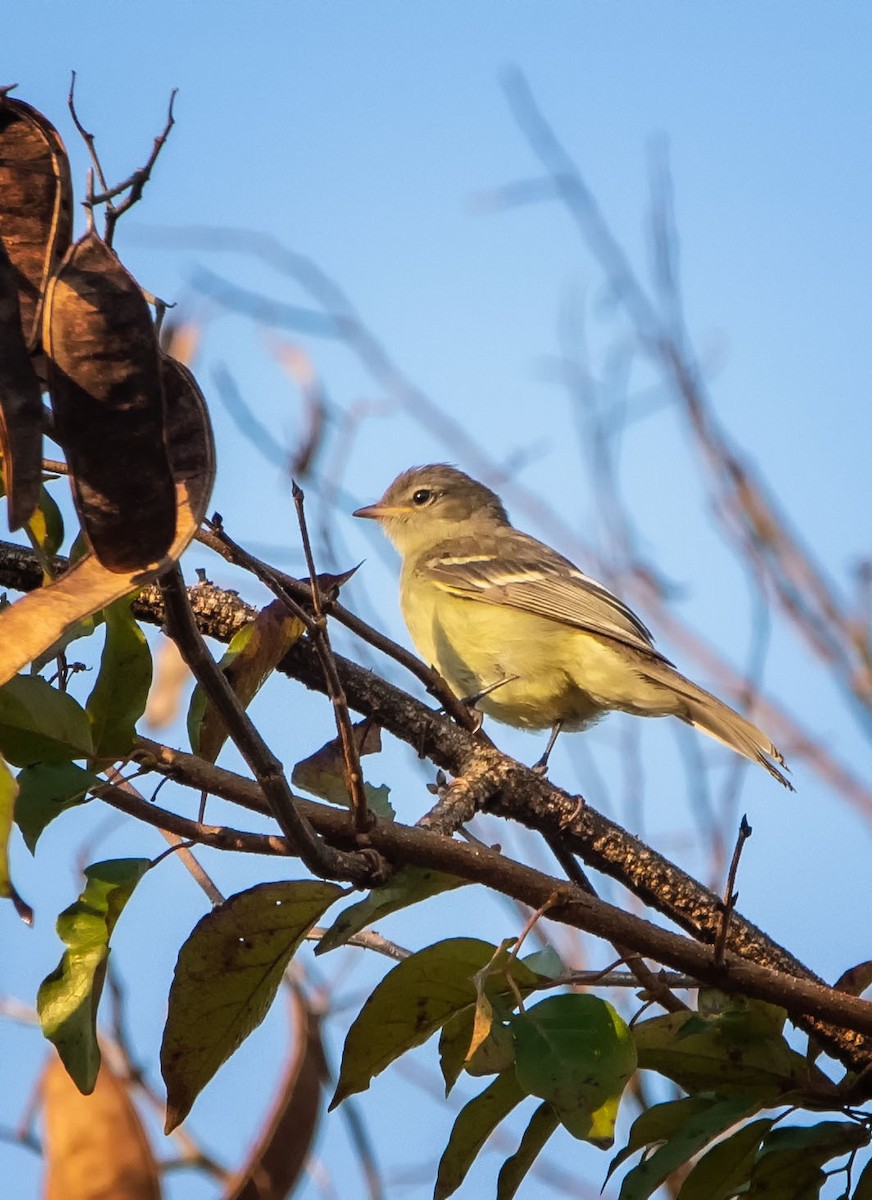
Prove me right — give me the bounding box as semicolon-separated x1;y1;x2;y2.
714;815;753;966
158;565;383;884
293;480;370;832
196;522;477;728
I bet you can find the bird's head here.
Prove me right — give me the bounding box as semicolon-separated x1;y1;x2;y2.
353;464;509;556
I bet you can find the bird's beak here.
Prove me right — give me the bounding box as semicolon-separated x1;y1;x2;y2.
353;502;407;520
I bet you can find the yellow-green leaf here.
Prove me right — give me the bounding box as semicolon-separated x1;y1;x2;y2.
0;754;31;922
332;938;539;1109
511;994;636;1147
161;879;343;1132
38;858;150;1092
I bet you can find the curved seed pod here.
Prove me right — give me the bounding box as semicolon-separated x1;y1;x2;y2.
0;237;42;528
43;230;177;572
160;352;216;516
0;88;72;351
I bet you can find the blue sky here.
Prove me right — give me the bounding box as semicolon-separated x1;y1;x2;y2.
3;5;872;1198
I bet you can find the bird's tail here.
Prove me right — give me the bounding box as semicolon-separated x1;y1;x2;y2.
641;666;793;789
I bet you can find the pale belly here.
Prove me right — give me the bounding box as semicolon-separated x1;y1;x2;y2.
401;578;648;731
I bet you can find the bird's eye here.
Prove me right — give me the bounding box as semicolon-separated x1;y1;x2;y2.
412;488;434;506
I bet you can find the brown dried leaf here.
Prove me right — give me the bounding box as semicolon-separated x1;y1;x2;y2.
0;238;43;529
159;352;216;505
41;1055;161;1200
222;990;326;1200
43;230;176;571
192;599;304;762
0;351;215;686
0;89;72;351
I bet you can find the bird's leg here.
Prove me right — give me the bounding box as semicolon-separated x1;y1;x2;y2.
533;721;564;775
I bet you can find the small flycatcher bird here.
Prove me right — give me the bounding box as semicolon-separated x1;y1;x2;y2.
354;464;791;788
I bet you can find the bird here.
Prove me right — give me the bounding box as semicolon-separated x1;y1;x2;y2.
353;464;792;788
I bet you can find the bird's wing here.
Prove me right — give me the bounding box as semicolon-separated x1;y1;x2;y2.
418;532;671;662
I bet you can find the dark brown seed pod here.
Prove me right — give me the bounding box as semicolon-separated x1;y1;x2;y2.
0;88;73;352
160;352;216;522
0;237;43;528
43;230;177;572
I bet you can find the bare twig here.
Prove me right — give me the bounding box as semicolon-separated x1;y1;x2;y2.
714;815;753;966
157;565;384;884
68;74;177;246
293;480;370;833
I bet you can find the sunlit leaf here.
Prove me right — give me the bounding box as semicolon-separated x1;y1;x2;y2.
332;937;539;1109
14;760;98;852
26;486;65;576
188;599;304;762
38;858;150;1092
434;1070;527;1200
86;598;152;760
0;674;94;765
511;994;636;1146
316;863;464;955
42;1057;160;1200
161;879;342;1132
496;1102;560;1200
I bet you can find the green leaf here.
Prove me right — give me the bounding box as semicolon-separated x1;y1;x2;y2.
0;675;94;765
14;758;98;854
511;994;636;1146
746;1122;870;1199
607;1096;721;1185
86;598;152;760
0;755;31;922
332;937;539;1108
616;1095;762;1200
434;1071;527;1199
496;1102;560;1200
677;1117;774;1200
161;879;342;1131
37;858;150;1092
632;1007;819;1100
14;761;99;852
520;945;565;980
316;864;465;955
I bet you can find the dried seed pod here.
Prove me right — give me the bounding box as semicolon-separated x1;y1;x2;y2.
43;230;177;572
0;88;72;351
160;352;216;520
0;237;43;528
